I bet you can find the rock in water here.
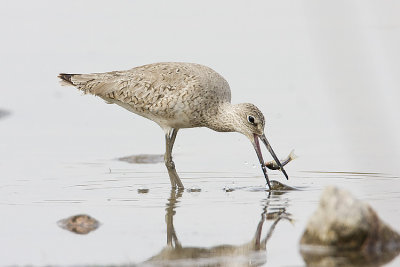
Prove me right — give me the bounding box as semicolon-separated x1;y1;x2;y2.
57;214;100;235
300;186;400;266
269;180;297;191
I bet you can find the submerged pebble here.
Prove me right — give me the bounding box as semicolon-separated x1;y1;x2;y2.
187;186;201;192
57;214;100;235
138;186;150;194
223;186;235;192
223;181;236;192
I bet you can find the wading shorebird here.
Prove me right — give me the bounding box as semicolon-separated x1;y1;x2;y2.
58;62;288;189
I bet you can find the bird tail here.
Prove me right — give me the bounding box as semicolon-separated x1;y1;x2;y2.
57;73;98;94
57;71;116;98
58;73;78;86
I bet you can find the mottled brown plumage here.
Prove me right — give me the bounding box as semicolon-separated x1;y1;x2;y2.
59;62;288;188
59;62;234;130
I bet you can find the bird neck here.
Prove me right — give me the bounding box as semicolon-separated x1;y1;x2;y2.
205;103;240;132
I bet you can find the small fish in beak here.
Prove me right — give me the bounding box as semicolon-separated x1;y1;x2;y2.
265;150;297;170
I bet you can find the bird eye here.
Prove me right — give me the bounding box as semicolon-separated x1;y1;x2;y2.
247;115;255;124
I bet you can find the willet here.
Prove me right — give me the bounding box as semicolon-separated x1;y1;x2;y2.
58;62;288;189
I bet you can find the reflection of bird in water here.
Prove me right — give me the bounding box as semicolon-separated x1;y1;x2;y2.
145;189;292;266
58;62;288;189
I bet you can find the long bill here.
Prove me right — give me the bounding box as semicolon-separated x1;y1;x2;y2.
259;134;289;180
252;134;271;189
252;134;289;190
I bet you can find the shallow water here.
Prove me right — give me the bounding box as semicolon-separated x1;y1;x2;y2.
1;145;399;266
1;1;400;266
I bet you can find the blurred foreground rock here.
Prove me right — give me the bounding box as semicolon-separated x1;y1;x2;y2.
300;186;400;266
57;214;100;235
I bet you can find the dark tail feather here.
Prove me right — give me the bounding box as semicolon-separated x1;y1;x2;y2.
58;73;77;86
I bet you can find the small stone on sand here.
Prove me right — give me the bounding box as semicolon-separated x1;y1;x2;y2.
187;186;201;193
138;186;150;194
57;214;100;235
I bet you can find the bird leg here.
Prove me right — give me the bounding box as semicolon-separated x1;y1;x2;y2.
164;128;184;188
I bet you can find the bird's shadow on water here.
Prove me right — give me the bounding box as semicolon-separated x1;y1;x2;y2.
143;188;293;266
117;154;164;164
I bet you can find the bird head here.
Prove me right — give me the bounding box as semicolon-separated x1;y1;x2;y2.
233;103;289;188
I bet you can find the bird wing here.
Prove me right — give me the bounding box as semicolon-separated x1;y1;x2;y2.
58;62;231;117
59;63;203;104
